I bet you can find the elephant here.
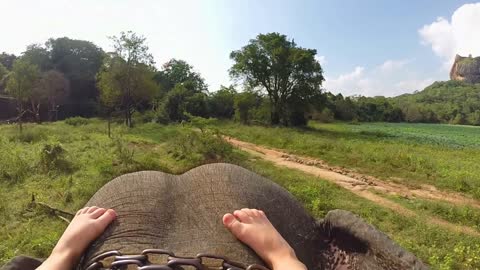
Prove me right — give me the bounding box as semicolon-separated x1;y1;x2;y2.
1;163;428;270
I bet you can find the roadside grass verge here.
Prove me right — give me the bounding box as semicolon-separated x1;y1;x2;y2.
374;192;480;230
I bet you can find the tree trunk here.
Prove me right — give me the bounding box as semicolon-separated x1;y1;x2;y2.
17;103;23;133
124;109;130;127
19;118;23;133
107;117;111;138
31;101;41;123
271;105;280;125
127;110;132;128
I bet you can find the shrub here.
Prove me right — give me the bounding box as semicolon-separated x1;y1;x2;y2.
132;111;156;124
65;117;89;126
154;109;170;125
169;128;233;163
113;138;135;166
9;127;48;143
186;114;217;133
40;142;71;173
313;108;334;123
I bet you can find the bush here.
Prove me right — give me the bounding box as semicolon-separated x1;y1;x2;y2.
65;117;89;126
113;138;135;166
313;108;334;123
186;114;217;132
39;142;71;173
11;128;48;143
154;109;170;124
169;128;233;163
132;111;156;124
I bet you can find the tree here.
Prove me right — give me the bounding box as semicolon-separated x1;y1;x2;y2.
6;59;40;131
97;32;157;127
155;59;207;93
161;84;190;122
46;37;105;116
0;63;8;91
22;44;52;71
209;85;237;118
37;70;70;121
0;52;17;70
234;91;257;124
230;33;324;125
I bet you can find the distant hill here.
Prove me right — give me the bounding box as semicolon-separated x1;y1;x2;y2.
450;54;480;84
391;80;480;125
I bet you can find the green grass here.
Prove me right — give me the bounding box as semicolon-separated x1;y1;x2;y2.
0;120;239;264
214;121;480;198
377;193;480;230
241;158;480;270
1;120;480;269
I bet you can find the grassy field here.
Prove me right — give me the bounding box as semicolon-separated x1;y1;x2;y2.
216;121;480;198
1;119;479;269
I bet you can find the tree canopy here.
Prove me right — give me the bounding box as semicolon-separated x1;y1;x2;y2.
230;32;324;125
155;59;207;93
5;59;40;128
3;31;479;128
97;32;157;127
0;52;16;70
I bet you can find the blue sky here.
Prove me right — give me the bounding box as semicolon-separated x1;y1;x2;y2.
1;0;479;96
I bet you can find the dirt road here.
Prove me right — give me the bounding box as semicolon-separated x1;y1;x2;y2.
225;136;480;236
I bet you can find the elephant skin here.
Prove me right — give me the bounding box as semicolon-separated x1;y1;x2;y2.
0;256;43;270
1;164;427;270
73;163;428;270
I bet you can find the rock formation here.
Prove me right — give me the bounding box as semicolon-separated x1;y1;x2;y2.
450;54;480;83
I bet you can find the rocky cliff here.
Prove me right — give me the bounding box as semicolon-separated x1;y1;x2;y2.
450;54;480;83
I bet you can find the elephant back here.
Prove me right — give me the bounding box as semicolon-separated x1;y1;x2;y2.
80;163;319;269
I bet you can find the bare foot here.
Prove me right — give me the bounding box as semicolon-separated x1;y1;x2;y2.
222;208;306;270
37;206;116;270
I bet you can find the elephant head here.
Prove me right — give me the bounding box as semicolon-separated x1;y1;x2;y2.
79;163;428;270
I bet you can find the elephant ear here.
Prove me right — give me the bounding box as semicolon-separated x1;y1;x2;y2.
315;210;429;270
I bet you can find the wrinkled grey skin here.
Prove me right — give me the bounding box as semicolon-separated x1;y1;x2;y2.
0;163;428;270
75;163;427;270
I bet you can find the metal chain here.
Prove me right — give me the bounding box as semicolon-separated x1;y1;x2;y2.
83;249;271;270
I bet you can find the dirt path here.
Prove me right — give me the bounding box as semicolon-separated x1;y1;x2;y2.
225;136;480;237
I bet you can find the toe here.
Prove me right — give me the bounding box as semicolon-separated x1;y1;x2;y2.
234;210;250;222
241;208;255;217
251;209;262;217
222;213;244;236
90;208;107;219
97;209;116;228
80;207;89;214
87;206;99;213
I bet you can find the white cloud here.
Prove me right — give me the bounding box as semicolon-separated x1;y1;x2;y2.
324;59;430;97
395;78;436;93
315;55;327;66
324;66;368;96
379;59;412;72
419;3;480;68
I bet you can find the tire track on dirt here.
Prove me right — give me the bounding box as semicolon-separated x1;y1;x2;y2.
225;136;480;237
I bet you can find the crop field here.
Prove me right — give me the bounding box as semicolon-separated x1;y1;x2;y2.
1;119;480;269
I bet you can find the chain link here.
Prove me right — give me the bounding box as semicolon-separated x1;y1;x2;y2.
82;249;271;270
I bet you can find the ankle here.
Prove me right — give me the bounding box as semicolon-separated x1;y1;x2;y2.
50;245;78;266
269;252;306;270
264;246;297;268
